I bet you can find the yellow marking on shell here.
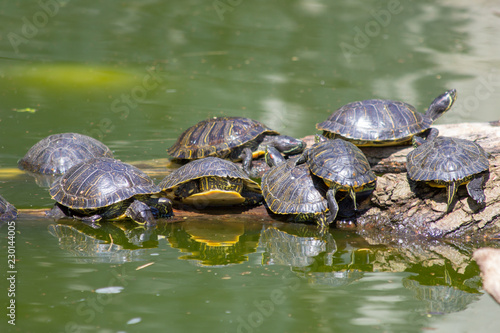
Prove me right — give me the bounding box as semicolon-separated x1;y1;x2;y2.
182;190;245;206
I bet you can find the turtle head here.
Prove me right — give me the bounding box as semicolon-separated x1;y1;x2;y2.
426;89;457;122
263;135;306;156
264;146;285;168
314;134;328;143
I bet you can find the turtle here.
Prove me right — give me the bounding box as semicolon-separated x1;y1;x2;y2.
47;157;173;226
159;157;262;207
316;89;457;146
261;146;330;227
406;136;489;212
167;117;306;174
0;195;17;221
295;136;377;222
18;132;113;175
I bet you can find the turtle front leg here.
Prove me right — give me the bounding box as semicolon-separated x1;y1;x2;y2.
80;214;104;229
46;203;69;220
349;188;357;211
326;187;339;224
294;151;308;166
126;200;155;226
466;173;487;204
446;181;459;213
413;128;439;147
240;147;254;175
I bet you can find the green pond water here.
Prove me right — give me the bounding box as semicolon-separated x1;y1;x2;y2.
1;1;500;332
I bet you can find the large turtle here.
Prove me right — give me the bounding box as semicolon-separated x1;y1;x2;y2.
0;195;17;221
406;136;489;212
47;157;172;226
317;89;457;146
159;157;262;207
261;146;330;227
167;117;306;174
18;132;113;175
295;136;376;222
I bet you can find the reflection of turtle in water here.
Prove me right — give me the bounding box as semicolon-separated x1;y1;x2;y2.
403;278;480;314
47;223;154;264
317;89;457;146
167;117;305;174
259;225;336;268
167;220;261;266
0;195;17;221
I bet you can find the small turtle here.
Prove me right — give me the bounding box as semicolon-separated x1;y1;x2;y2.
406;136;489;212
167;117;306;174
0;195;17;221
48;157;172;226
295;136;377;222
159;157;262;207
18;133;113;175
261;146;330;227
317;90;457;146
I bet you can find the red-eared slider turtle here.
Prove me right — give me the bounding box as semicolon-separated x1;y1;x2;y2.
295;136;376;222
406;136;489;212
261;146;330;227
159;157;262;207
317;89;457;146
167;117;306;174
48;157;172;226
0;195;17;221
18;133;113;175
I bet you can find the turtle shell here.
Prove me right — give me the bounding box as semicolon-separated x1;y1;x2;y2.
406;136;489;183
18;133;113;175
262;158;329;218
306;139;376;189
317;99;430;145
50;157;160;210
159;157;261;205
0;195;17;221
167;117;279;160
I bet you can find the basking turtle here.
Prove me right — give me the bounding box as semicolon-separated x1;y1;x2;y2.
406;136;489;212
317;89;457;146
167;117;306;174
159;157;262;207
18;133;113;175
0;195;17;221
261;146;330;227
295;136;376;222
48;157;172;226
